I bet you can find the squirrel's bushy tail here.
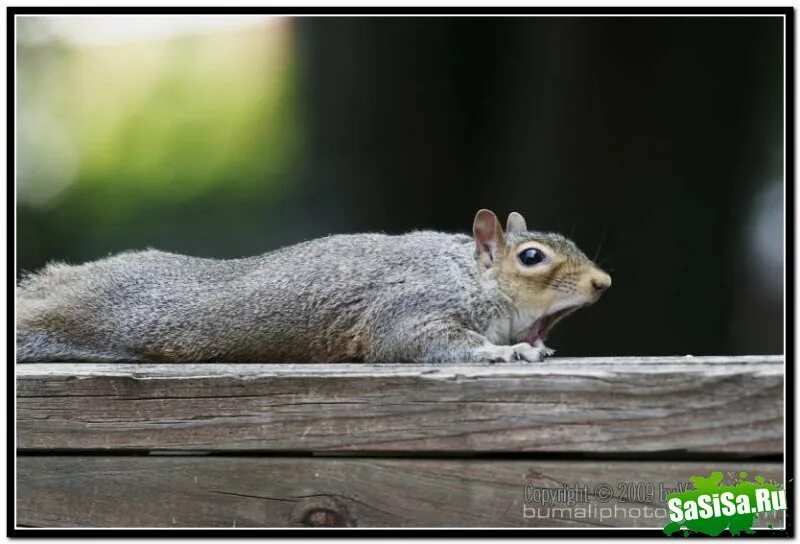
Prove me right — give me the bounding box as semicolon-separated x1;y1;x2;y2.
15;262;130;362
17;262;74;330
16;330;130;362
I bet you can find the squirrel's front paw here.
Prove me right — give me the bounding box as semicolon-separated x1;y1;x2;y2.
511;342;554;362
474;342;553;363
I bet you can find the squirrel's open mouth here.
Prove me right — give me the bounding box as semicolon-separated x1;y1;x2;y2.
526;305;583;344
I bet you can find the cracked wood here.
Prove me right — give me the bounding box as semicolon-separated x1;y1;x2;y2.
16;356;783;453
16;457;785;528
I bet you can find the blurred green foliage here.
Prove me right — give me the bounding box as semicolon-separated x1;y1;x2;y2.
17;18;300;270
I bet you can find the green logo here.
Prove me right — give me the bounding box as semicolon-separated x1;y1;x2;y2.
663;472;786;536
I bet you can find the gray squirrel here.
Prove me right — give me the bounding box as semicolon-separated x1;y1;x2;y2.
16;209;611;363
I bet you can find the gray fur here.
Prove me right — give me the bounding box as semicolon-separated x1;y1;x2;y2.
16;225;598;364
17;232;513;363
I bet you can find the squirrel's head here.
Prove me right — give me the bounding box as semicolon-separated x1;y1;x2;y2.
472;209;611;343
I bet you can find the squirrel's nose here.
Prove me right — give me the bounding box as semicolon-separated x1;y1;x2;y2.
591;272;612;293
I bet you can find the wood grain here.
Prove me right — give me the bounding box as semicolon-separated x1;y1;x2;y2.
16;356;783;453
16;457;785;528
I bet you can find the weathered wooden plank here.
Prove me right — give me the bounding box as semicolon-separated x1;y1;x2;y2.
16;356;783;453
16;457;784;528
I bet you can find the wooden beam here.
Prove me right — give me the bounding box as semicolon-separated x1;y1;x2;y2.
16;356;783;453
16;457;785;528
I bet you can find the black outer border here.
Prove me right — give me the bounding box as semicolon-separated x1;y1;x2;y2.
6;5;794;539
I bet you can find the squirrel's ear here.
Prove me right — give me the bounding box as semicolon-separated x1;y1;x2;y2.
506;212;528;233
473;209;506;265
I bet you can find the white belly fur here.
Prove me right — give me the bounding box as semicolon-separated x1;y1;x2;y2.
482;309;542;345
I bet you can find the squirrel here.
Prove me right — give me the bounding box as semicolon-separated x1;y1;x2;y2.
16;209;611;364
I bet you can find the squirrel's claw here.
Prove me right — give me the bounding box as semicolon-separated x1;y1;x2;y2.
513;343;554;362
474;342;552;363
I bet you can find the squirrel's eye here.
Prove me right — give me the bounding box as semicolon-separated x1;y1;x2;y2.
518;248;545;267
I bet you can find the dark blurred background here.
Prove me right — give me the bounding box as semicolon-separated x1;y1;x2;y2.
16;16;784;356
